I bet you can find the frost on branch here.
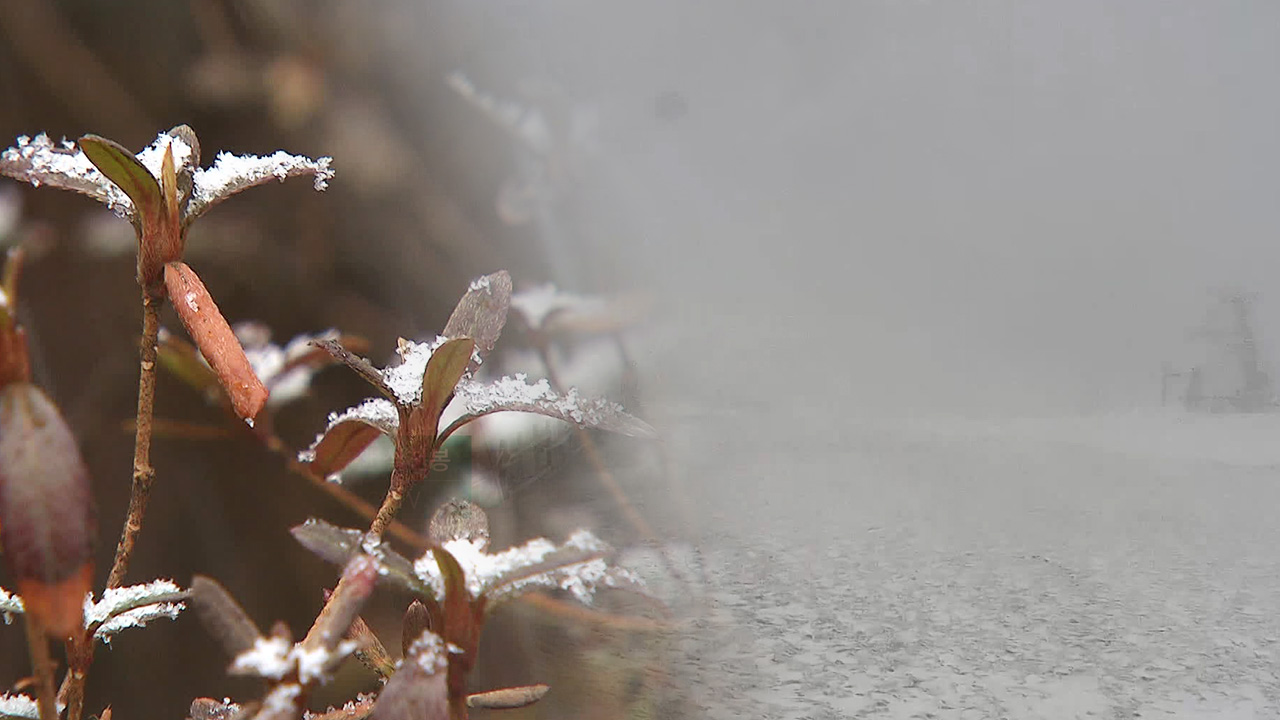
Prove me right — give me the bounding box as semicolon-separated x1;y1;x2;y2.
413;530;643;607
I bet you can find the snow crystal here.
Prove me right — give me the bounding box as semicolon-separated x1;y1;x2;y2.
299;397;400;464
295;640;358;684
0;694;39;719
261;684;302;716
382;336;444;404
0;586;24;623
189;150;333;218
469;275;492;292
380;335;484;406
231;636;293;679
94;602;185;643
451;374;631;432
454;373;552;415
0;133;130;217
411;530;632;605
84;579;183;625
230;635;357;684
134;132;194;180
404;631;447;673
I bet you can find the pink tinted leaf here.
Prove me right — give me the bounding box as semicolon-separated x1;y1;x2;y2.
442;271;511;372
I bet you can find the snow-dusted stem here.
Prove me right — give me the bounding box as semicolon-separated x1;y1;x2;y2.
107;293;161;589
534;340;655;542
22;614;56;720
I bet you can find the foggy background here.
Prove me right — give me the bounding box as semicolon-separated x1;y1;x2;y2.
498;1;1280;417
3;1;1280;718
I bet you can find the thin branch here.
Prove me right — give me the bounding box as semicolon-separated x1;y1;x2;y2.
108;293;161;588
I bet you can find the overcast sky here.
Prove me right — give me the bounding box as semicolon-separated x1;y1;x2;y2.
457;1;1280;415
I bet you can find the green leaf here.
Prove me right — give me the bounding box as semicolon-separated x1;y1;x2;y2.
77;135;161;226
421;338;474;420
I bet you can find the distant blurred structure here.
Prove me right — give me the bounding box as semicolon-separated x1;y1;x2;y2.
1165;290;1276;413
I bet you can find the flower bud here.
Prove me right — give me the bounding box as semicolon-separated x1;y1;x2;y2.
0;383;95;638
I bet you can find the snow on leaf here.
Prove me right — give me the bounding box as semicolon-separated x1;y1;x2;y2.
444;374;656;439
412;530;643;607
0;694;39;720
93;602;185;643
230;636;293;679
0;586;23;623
0;134;130;217
187;150;333;221
83;579;184;625
383;336;477;406
300;398;399;478
290;519;432;598
83;579;187;643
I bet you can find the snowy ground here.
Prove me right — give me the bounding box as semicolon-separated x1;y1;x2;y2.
660;408;1280;719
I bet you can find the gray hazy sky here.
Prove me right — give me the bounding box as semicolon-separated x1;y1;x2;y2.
465;2;1280;414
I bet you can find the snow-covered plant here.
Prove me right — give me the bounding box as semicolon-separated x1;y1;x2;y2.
290;500;637;719
0;125;664;720
298;270;654;536
0;127;333;720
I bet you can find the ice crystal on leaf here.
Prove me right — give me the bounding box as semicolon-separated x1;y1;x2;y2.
0;693;64;720
230;636;358;684
187;150;333;220
0;130;332;224
0;579;186;642
0;586;22;623
411;529;642;606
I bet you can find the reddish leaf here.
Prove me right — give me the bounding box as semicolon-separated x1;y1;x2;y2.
306;417;387;479
164;262;268;422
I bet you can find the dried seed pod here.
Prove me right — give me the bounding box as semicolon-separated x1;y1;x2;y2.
0;383;95;638
163;261;268;422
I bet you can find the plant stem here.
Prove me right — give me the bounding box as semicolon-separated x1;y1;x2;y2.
58;631;92;720
368;486;405;539
107;293;161;589
22;614;56;720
